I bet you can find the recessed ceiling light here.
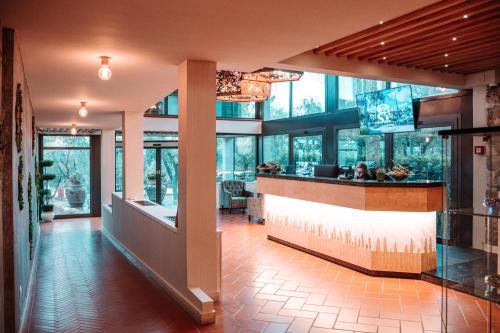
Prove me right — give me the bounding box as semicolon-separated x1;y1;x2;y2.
379;21;384;25
78;101;88;118
452;37;457;41
444;53;449;57
445;64;449;68
463;14;468;19
382;56;387;60
380;41;385;45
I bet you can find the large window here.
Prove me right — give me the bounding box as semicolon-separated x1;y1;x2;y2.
337;128;385;168
292;135;323;176
391;82;458;99
393;126;451;181
263;135;289;165
216;135;256;182
338;77;386;110
115;147;122;192
42;135;92;216
292;72;326;117
264;81;290;120
216;101;256;118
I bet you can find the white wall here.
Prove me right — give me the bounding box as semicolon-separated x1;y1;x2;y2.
144;116;262;134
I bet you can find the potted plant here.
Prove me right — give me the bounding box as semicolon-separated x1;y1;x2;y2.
375;167;386;182
147;172;156;185
145;173;166;203
39;160;56;222
386;163;411;181
65;172;87;209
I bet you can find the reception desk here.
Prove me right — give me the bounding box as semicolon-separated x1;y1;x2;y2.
256;174;443;277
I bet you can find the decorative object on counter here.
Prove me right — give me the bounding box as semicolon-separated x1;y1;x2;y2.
242;68;303;83
15;83;23;153
18;156;25;210
386;163;410;181
220;180;253;214
27;173;34;259
39;159;56;222
376;167;386;182
256;162;282;175
65;172;87;209
216;70;271;102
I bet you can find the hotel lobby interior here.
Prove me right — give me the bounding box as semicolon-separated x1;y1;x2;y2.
1;0;500;332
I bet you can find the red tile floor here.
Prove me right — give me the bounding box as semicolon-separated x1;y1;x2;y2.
28;214;499;333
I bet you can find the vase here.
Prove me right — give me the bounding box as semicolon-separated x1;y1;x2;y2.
65;184;86;208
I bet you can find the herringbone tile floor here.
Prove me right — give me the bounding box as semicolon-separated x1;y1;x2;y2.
28;215;499;333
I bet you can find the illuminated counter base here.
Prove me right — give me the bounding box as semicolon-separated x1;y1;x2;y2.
257;175;442;276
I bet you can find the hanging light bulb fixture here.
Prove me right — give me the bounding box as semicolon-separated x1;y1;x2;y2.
70;124;77;135
98;56;112;80
242;68;303;83
78;101;88;117
216;70;271;102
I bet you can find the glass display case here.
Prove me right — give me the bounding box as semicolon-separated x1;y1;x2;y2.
439;127;500;332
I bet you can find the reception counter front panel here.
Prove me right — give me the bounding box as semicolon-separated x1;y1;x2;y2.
257;174;443;276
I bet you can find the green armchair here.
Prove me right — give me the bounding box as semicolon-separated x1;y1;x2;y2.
220;180;253;214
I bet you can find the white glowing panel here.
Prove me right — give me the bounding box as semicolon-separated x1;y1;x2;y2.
263;194;436;253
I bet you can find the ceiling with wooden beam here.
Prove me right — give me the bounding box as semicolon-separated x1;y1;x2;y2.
313;0;500;75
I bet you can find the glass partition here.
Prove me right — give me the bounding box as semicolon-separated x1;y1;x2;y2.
292;135;323;176
263;134;289;166
337;128;385;168
41;135;91;216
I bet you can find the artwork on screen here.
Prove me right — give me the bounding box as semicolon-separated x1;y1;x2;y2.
356;85;415;135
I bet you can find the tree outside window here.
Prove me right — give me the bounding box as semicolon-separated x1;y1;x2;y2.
337;128;385;168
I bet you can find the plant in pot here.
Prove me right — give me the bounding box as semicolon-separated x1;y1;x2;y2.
65;172;87;209
39;160;56;222
256;161;282;175
375;167;386;182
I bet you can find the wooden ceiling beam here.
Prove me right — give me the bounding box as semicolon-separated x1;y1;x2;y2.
331;1;496;57
360;15;500;62
378;25;500;64
421;51;500;70
442;56;500;73
314;0;467;54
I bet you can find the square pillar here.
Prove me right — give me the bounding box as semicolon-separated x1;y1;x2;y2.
100;129;116;205
177;60;219;298
122;111;144;200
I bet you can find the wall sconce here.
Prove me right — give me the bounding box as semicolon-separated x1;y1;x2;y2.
98;56;112;80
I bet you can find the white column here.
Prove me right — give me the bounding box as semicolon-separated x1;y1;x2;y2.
177;60;219;299
100;129;116;205
122;111;144;200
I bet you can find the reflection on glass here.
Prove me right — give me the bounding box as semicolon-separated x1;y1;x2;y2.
263;81;290;120
337;128;385;168
393;126;451;181
292;72;325;117
263;135;289;166
115;147;122;192
338;77;386;110
42;136;91;216
293;135;323;176
391;82;458;99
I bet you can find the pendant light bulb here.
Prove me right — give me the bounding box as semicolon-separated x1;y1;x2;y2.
70;124;77;135
78;101;88;117
98;56;112;80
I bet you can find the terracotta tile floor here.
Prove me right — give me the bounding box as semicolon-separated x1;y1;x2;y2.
28;214;499;332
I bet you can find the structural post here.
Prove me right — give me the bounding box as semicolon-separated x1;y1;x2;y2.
121;111;144;201
177;60;219;299
100;129;116;205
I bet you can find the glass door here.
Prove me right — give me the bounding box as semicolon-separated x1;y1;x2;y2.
143;143;178;207
160;148;178;207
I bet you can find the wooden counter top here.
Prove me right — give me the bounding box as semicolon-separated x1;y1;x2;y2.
256;175;443;212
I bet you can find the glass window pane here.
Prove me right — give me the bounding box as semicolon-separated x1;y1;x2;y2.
167;91;178;115
263;82;290;120
292;72;325;117
216;102;256;118
393;126;451;180
234;136;256;181
143;132;178;142
216;137;235;182
338;77;386;110
263;135;289;166
293;135;323;176
143;148;158;202
42;148;91;216
160;148;178;207
337;128;385;169
391;82;458;99
43;135;90;148
115;147;122;192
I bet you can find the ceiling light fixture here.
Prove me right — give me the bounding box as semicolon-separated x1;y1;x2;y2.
444;53;449;57
445;64;449;68
382;56;387;60
463;14;468;19
380;41;385;45
242;68;303;83
216;70;271;102
70;124;77;135
98;56;112;80
379;20;384;25
452;37;457;41
78;101;88;117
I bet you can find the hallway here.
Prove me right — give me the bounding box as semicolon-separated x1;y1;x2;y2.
28;215;496;333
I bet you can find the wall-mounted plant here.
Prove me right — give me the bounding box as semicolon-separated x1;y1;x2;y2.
39;159;57;222
28;173;34;259
15;83;23;153
18;155;24;210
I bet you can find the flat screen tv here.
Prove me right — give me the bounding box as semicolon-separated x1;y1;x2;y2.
356;85;415;135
